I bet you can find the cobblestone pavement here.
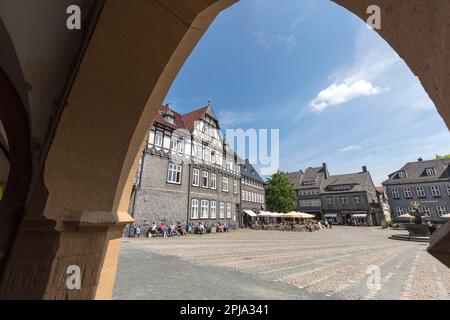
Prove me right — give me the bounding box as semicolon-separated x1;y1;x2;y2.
113;227;450;300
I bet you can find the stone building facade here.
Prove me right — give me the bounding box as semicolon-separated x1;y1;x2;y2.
240;159;266;226
382;157;450;223
285;164;380;226
128;103;243;234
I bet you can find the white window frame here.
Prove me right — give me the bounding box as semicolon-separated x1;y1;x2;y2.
226;203;232;219
155;130;163;147
191;199;199;220
421;206;431;217
437;206;446;217
395;207;404;216
403;187;412;198
202;171;209;188
233;180;238;194
446;185;450;196
391;188;400;199
327;197;333;205
210;201;217;219
211;173;217;190
340;196;347;204
222;176;229;192
426;168;436;176
431;185;441;197
200;200;209;219
398;171;406;178
354;196;361;204
219;202;225;219
416;186;426;198
167;163;182;184
192;169;200;187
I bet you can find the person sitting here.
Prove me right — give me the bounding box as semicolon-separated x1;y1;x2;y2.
159;223;168;237
148;222;157;237
223;222;229;232
216;222;223;233
177;222;188;236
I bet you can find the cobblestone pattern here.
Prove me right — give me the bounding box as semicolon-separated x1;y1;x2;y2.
116;227;450;300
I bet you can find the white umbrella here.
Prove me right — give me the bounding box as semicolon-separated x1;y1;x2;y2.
441;213;450;220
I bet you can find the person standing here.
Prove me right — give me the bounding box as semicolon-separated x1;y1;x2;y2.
135;226;141;238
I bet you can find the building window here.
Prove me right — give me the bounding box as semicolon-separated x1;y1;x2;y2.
395;207;404;216
431;185;441;197
167;163;182;184
327;197;333;205
211;173;217;189
398;171;407;178
219;202;225;219
340;196;347;204
170;137;178;151
210;201;217;219
155;131;163;147
192;169;200;186
421;206;431;217
354;196;361;204
403;187;412;198
425;168;437;176
222;177;229;192
233;180;238;194
202;171;209;188
226;203;232;219
416;186;426;198
201;200;209;219
446;185;450;196
191;199;199;220
437;206;447;217
391;188;400;199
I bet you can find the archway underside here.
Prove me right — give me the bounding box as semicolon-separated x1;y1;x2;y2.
0;0;449;299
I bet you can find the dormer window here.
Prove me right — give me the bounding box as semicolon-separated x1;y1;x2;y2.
398;171;407;179
425;168;436;176
164;115;175;124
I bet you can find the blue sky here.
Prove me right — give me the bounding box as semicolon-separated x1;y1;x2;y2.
165;0;450;185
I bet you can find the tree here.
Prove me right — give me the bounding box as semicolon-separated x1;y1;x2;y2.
435;154;450;160
265;171;296;213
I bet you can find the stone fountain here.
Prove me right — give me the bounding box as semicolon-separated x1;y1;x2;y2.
389;201;431;242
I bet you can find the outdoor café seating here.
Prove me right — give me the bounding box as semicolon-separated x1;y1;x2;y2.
247;210;321;233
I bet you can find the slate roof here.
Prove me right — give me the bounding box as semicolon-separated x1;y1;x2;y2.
241;160;265;183
155;104;188;131
382;158;450;186
297;167;327;190
284;171;304;189
321;171;375;194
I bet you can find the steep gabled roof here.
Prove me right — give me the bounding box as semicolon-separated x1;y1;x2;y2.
322;172;374;193
241;160;265;183
382;158;450;186
182;105;219;132
284;171;304;189
154;104;188;130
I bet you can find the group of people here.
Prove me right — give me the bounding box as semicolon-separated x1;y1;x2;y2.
131;221;231;238
194;221;229;234
252;219;327;232
143;222;188;238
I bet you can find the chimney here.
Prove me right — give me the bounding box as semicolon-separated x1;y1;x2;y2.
362;166;367;173
418;157;423;162
322;163;329;179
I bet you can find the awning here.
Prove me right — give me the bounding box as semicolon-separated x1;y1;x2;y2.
244;210;257;217
324;214;337;218
352;214;367;218
283;212;316;219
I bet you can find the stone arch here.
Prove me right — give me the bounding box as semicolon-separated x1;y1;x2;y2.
0;0;448;299
0;15;33;282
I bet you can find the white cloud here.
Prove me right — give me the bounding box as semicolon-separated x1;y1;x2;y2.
310;79;381;112
339;145;361;152
217;111;257;127
252;15;304;51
